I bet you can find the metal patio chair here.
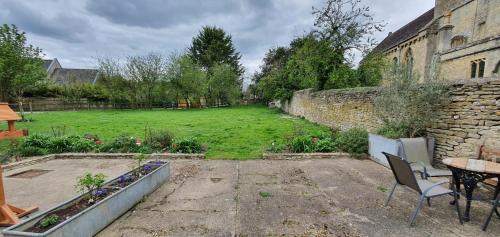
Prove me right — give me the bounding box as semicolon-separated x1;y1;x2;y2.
383;152;462;226
399;137;452;179
483;192;500;231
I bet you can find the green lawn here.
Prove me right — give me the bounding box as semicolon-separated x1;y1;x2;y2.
0;105;329;159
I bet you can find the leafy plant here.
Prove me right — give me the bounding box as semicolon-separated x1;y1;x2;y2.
314;137;337;152
75;173;106;203
134;154;146;170
289;135;315;153
39;214;60;228
171;137;203;153
99;134;141;153
144;128;174;151
374;66;450;138
23;134;51;148
335;128;368;154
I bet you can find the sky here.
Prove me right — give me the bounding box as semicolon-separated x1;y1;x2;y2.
0;0;435;79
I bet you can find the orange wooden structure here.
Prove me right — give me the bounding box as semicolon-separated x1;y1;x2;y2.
0;102;37;226
0;103;27;139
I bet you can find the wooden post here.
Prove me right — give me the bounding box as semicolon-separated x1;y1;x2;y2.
7;121;15;132
0;166;38;226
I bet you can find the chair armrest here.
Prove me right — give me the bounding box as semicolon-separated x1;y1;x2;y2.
422;181;449;195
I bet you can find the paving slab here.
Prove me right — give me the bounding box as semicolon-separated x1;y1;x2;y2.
97;159;499;237
2;158;499;236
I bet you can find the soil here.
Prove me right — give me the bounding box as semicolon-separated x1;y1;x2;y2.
25;161;165;233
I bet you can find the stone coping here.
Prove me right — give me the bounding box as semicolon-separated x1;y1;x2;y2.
262;152;351;160
2;153;205;172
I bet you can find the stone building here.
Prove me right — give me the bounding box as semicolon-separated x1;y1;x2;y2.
375;0;500;81
43;58;99;85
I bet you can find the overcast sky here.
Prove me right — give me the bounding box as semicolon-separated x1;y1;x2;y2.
0;0;434;77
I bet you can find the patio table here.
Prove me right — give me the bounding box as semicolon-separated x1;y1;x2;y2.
443;158;500;222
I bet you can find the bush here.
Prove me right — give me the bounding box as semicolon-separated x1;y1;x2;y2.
288;134;337;153
171;137;203;153
335;128;368;154
374;67;449;138
144;129;174;151
48;136;95;153
99;135;142;153
23;134;52;148
376;123;412;139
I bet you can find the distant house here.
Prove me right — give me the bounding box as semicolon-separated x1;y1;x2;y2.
43;58;99;85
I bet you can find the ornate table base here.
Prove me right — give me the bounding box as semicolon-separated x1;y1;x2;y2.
448;166;500;222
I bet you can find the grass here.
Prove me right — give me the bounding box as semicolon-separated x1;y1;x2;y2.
0;105;329;160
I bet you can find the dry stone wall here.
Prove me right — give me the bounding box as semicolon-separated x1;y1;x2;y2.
278;88;382;132
428;79;500;163
278;78;500;164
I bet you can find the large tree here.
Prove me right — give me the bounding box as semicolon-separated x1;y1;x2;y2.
189;26;244;76
124;53;168;108
166;54;206;108
312;0;384;61
210;63;241;106
0;24;46;118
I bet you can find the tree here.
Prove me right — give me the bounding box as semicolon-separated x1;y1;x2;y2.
312;0;384;62
166;54;206;108
124;53;168;108
189;26;244;76
0;24;47;118
210;64;241;105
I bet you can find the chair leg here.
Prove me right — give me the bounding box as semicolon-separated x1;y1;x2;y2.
426;197;431;207
409;195;426;226
452;186;463;225
385;182;397;207
482;196;499;231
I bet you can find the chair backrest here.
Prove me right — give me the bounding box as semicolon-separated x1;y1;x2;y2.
383;152;421;194
399;138;432;166
478;146;500;163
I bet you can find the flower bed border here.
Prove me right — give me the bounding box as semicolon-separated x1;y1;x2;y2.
262;152;350;160
2;162;170;237
3;153;204;172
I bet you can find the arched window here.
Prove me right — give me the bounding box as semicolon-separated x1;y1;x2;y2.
471;59;486;79
450;35;467;48
404;48;414;78
392;57;398;72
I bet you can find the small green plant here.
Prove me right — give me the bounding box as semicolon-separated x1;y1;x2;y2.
144;128;175;151
268;141;286;153
289;135;315;153
259;191;272;198
377;186;388;193
75;173;106;203
39;214;60;228
134;153;146;168
171;137;203;153
335;128;368;155
99;134;142;153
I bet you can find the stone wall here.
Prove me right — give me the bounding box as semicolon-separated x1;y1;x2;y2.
278;87;382;132
278;78;500;164
428;79;500;162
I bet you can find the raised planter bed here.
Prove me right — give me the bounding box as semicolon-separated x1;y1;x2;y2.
2;161;170;237
262;152;351;160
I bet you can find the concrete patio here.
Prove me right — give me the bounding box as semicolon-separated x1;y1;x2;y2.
2;158;499;236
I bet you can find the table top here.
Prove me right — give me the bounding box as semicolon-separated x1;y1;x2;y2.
443;158;500;175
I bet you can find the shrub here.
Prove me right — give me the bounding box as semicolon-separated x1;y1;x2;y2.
23;134;52;148
144;129;174;151
75;172;106;203
376;123;411;139
99;135;141;153
17;146;47;157
289;135;315;153
374;66;449;138
335;128;368;154
314;137;337;152
171;137;202;153
48;136;95;153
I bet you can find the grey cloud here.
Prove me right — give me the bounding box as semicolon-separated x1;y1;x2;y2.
86;0;274;28
0;0;94;43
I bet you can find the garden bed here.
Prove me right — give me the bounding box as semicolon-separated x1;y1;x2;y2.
2;153;204;172
262;152;350;160
2;161;170;237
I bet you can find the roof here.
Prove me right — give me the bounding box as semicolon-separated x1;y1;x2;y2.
43;59;53;71
375;8;435;51
51;68;99;85
0;103;21;121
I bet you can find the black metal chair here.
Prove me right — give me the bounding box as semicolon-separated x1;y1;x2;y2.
482;190;500;231
383;152;462;226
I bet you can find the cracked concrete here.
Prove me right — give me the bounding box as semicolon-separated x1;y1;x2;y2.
96;159;499;236
2;158;499;236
